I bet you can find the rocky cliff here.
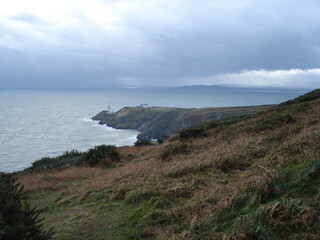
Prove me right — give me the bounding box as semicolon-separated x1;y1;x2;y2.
92;105;274;139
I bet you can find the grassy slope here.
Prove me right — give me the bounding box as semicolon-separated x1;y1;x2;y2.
19;90;320;239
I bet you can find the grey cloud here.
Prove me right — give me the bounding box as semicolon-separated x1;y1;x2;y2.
123;0;320;74
0;0;320;88
11;12;47;25
184;68;320;89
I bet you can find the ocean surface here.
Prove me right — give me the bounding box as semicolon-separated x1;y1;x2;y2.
0;88;307;172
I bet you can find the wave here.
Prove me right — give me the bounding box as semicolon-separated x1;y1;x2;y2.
83;118;94;122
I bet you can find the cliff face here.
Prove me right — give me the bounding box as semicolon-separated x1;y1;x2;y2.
92;105;274;139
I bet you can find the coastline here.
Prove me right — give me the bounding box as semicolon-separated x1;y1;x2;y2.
92;104;275;140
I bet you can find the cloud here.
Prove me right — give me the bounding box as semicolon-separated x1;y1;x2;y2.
184;68;320;89
0;0;319;88
11;12;47;25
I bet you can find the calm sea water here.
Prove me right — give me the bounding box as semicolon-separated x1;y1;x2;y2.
0;88;307;172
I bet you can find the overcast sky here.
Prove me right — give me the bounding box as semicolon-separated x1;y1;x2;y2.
0;0;319;89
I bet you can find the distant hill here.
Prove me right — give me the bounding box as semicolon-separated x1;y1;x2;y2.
177;84;312;91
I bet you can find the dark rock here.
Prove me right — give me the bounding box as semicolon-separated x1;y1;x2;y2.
92;110;112;121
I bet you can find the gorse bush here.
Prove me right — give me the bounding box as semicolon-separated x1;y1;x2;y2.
157;135;169;145
134;139;152;147
29;146;120;171
61;149;82;158
160;143;190;160
30;157;61;172
81;145;120;167
0;172;53;240
29;149;83;172
179;126;207;140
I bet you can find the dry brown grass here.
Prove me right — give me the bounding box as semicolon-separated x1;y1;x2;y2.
19;167;106;191
118;146;140;156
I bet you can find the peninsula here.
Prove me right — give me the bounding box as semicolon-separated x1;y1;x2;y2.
92;105;274;139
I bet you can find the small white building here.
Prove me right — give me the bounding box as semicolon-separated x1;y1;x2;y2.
139;104;149;108
107;105;114;113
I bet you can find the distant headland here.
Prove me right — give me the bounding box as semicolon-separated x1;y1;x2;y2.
92;104;274;140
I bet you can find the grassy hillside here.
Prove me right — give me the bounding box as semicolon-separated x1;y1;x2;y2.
18;90;320;239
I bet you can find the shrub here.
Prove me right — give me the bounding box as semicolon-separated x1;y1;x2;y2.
30;157;62;172
179;126;207;140
0;172;53;240
157;135;169;145
61;149;82;158
160;143;190;160
81;145;120;167
29;150;83;172
134;139;152;147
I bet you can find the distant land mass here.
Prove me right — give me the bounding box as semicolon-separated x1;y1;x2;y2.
176;84;312;91
92;105;274;140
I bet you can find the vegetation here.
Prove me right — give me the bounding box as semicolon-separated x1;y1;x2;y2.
204;114;253;130
27;145;121;172
179;126;207;140
0;172;53;239
160;143;190;160
280;88;320;106
178;114;255;141
253;114;296;132
29;150;83;172
157;135;169;145
80;145;120;167
16;89;320;239
134;139;152;147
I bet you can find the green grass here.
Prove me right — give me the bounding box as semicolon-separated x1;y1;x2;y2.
27;189;146;240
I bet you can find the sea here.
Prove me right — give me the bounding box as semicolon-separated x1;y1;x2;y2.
0;88;308;172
